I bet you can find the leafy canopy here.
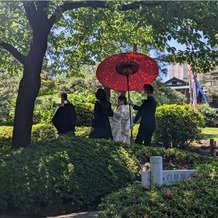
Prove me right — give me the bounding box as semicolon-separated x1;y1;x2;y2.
0;0;217;75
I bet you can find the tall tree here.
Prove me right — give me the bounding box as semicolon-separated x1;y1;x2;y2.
0;1;217;148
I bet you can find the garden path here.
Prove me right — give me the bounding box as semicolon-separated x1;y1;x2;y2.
47;211;99;218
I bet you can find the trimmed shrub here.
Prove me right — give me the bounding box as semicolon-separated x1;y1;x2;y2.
99;171;218;218
0;125;92;148
153;104;204;148
32;123;56;141
198;104;217;127
99;150;218;218
75;103;94;126
0;137;139;216
75;126;91;138
0;125;57;147
0;126;12;147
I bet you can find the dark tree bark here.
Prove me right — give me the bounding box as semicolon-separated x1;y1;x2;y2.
11;2;52;148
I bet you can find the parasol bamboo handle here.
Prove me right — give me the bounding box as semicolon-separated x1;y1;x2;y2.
126;75;133;140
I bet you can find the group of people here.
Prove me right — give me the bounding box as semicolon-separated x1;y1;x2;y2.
89;89;131;144
51;83;156;146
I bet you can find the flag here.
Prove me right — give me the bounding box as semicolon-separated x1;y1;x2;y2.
188;68;198;110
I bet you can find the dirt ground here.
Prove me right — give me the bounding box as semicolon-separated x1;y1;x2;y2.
189;139;218;157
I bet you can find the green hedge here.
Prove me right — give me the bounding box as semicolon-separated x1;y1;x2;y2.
153;104;205;148
0;137;139;216
75;103;94;126
0;125;92;148
0;125;57;147
0;126;12;147
0;132;217;217
98;158;218;218
198;104;217;127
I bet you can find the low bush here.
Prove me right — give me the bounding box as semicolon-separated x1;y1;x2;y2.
0;137;139;216
32;123;56;141
153;104;205;148
0;132;216;217
99;153;218;218
0;125;57;147
0;126;12;147
198;104;217;127
0;125;92;147
75;103;94;126
75;126;91;138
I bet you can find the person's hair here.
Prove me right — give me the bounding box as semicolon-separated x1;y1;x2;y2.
61;91;68;100
118;95;127;105
144;84;154;93
96;88;107;101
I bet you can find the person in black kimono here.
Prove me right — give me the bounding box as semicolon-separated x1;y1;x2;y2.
52;91;76;137
129;84;157;145
89;88;113;139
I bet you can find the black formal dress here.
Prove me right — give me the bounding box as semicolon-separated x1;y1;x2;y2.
89;100;113;139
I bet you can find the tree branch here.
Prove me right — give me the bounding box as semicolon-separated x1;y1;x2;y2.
119;1;159;10
48;1;160;29
49;1;107;27
0;42;26;64
36;1;49;18
23;2;38;27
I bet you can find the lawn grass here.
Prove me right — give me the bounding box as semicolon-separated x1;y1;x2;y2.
200;127;218;142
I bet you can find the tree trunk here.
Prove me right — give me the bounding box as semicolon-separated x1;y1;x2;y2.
12;70;40;148
12;32;48;148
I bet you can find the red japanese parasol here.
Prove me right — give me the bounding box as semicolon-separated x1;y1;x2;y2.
96;52;159;92
96;52;158;140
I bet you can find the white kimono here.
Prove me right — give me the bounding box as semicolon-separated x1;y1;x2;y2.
110;105;130;144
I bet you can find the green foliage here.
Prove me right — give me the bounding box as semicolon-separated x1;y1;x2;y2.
99;168;218;218
34;95;94;126
0;125;56;147
33;95;57;124
0;130;217;216
128;146;212;170
31;124;56;141
71;102;93;127
153;104;205;148
198;104;217;127
54;74;101;100
153;80;187;105
7;94;95;126
0;137;139;216
0;1;217;74
123;80;187;110
0;72;20;125
0;126;12;147
70;92;96;104
99;147;218;218
0;125;94;147
75;126;91;138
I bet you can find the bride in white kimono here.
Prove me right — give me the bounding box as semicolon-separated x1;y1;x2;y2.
110;95;130;144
